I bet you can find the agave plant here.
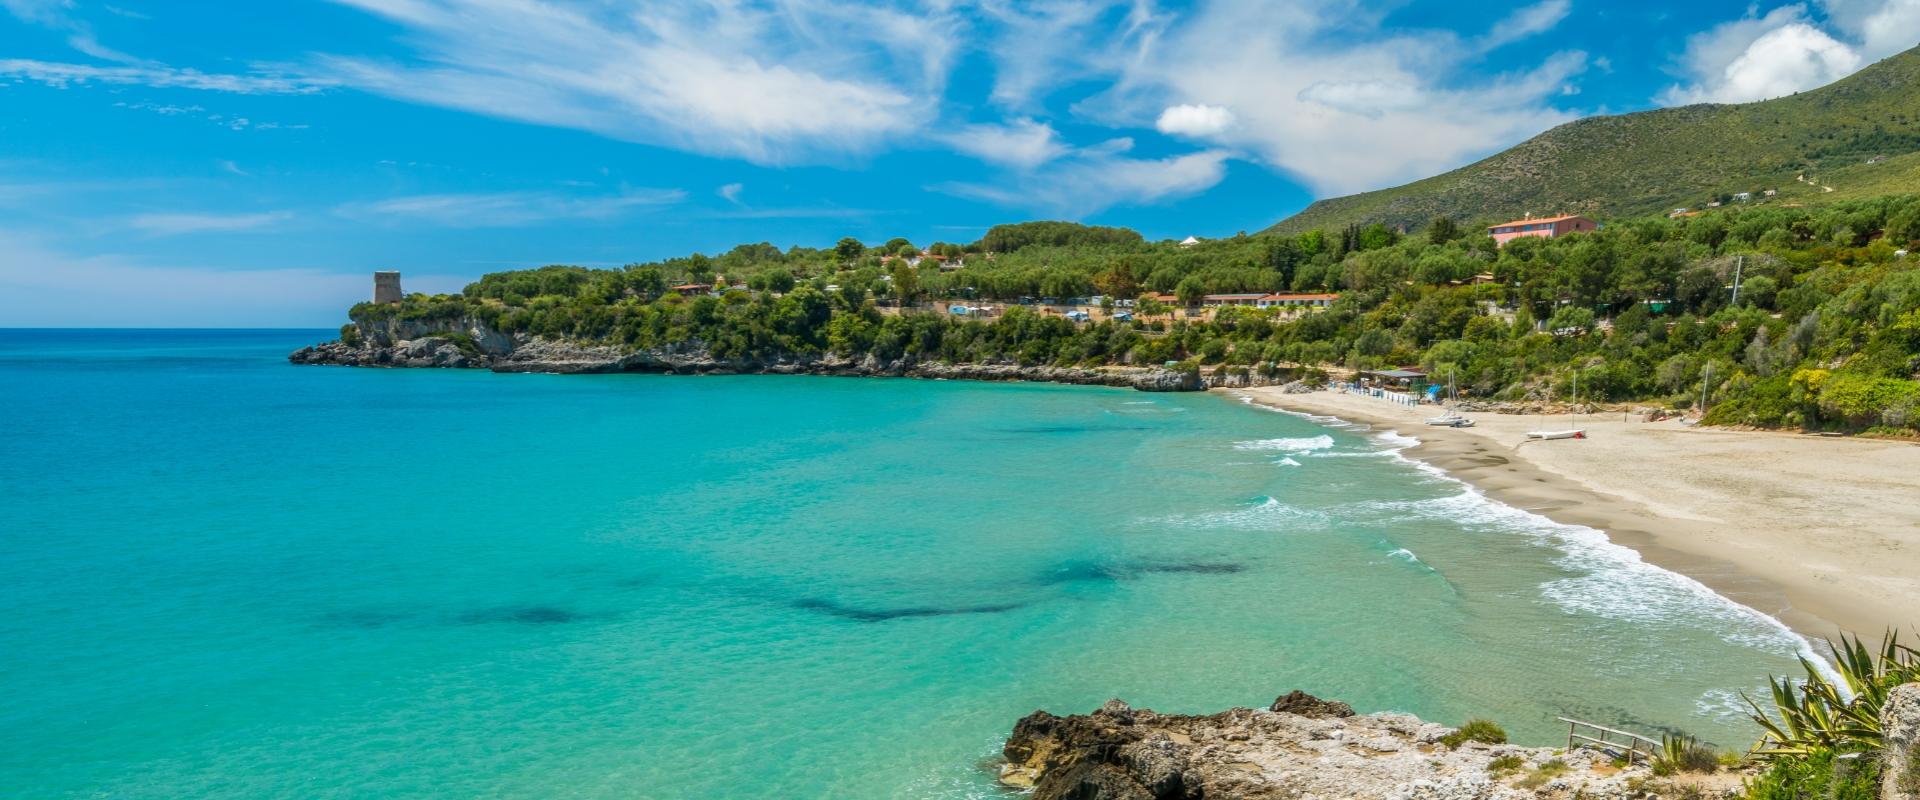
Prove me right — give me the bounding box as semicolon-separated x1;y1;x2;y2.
1743;630;1919;761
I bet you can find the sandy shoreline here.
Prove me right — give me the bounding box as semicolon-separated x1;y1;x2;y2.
1229;386;1920;643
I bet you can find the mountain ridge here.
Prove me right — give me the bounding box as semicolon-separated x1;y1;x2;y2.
1266;44;1920;234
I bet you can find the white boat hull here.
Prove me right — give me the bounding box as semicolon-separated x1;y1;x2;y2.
1526;429;1585;440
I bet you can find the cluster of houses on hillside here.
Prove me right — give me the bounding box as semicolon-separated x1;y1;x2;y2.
1670;188;1780;216
881;250;969;271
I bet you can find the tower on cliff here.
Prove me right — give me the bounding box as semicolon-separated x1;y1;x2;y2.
374;271;402;304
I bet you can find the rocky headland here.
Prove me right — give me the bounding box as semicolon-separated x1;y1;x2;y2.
998;692;1723;800
289;318;1206;391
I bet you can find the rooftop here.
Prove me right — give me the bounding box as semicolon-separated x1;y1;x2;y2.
1489;214;1589;229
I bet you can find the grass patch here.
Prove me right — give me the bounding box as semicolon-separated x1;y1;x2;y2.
1487;754;1525;776
1440;718;1507;749
1514;759;1569;790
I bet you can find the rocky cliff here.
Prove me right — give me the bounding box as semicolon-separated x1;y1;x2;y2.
1888;683;1920;800
289;324;1204;391
1000;693;1675;800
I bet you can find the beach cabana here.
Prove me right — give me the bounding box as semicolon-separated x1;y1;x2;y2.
1360;368;1428;390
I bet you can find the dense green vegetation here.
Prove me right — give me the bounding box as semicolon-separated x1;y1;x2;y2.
1740;632;1917;799
1268;45;1920;235
361;194;1920;434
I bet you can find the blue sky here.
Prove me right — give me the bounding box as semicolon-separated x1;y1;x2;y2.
2;0;1916;326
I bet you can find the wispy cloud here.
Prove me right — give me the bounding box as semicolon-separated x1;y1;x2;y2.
934;118;1070;169
129;210;293;235
313;0;949;164
703;205;883;220
336;189;685;227
0;58;331;94
935;145;1231;218
1;0;140;61
1048;1;1588;195
716;182;744;205
1479;0;1574;52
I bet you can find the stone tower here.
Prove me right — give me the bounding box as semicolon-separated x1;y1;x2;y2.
374;271;402;304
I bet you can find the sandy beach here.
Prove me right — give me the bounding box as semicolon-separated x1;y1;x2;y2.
1232;386;1920;642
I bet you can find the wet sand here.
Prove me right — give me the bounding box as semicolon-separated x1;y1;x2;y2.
1231;386;1920;642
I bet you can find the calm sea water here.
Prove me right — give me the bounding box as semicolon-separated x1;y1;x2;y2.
1;330;1814;798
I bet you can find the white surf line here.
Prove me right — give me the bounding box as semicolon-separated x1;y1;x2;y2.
1225;390;1844;684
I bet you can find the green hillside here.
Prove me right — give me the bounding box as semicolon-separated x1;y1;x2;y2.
1268;45;1920;235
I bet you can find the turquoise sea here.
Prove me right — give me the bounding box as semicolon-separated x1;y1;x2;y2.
1;330;1817;798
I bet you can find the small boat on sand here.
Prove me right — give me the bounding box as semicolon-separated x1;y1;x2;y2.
1425;377;1474;427
1526;373;1586;441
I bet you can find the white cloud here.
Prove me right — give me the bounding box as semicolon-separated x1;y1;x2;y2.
335;189;685;227
316;0;944;165
129;210;293;235
1154;104;1235;137
1819;0;1920;61
717;183;744;204
1660;6;1864;104
935;148;1230;218
1479;0;1573;52
0;58;330;94
936;118;1069;169
1659;1;1919;105
1065;2;1587;195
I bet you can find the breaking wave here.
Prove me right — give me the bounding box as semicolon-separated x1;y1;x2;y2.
1233;435;1333;453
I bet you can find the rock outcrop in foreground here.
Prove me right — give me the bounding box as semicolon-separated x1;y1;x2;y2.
1001;693;1658;800
289;326;1203;391
1888;683;1920;800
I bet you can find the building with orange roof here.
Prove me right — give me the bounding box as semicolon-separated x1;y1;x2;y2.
1487;214;1596;246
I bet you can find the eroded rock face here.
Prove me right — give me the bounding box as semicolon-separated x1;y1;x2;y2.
290;327;1204;391
1000;693;1653;800
1886;683;1920;800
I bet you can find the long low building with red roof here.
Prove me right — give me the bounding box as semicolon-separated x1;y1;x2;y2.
1488;214;1597;246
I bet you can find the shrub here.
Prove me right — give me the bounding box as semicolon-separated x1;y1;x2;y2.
1486;754;1524;775
339;324;363;348
1441;718;1508;749
1652;735;1719;775
1744;750;1879;800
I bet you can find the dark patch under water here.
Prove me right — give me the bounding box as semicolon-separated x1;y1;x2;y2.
322;605;588;628
790;597;1027;623
1037;560;1247;586
992;424;1157;434
456;605;584;625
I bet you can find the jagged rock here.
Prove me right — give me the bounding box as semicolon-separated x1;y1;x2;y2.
1270;689;1356;718
1886;683;1920;800
1000;693;1652;800
289;323;1205;391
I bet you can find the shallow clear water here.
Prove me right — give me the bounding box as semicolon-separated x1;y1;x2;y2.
1;330;1811;798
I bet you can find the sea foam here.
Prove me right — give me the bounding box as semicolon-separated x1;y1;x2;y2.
1233;435;1333;453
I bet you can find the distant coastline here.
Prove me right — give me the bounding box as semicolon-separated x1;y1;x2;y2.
1233;385;1920;643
